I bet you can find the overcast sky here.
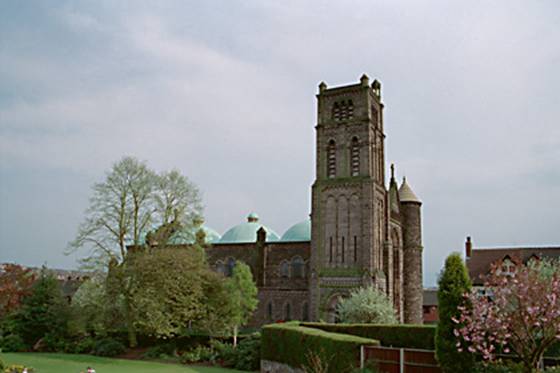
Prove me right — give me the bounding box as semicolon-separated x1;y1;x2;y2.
1;1;559;286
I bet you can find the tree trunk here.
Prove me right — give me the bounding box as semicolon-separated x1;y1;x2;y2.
233;325;238;347
124;295;137;348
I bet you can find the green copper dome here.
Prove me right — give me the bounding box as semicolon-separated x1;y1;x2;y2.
281;219;311;242
219;214;280;244
168;225;221;244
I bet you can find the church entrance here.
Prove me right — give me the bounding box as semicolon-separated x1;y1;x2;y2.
326;294;342;323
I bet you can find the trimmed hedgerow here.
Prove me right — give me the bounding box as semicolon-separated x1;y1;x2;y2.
261;323;378;373
301;322;436;350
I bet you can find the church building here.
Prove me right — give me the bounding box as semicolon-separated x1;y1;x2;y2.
166;75;424;325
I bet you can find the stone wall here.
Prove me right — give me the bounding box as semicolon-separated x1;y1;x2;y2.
261;360;304;373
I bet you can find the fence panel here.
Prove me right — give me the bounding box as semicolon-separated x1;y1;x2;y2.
363;346;441;373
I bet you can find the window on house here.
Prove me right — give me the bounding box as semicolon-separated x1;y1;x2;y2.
292;256;305;278
280;260;290;278
267;302;273;320
285;302;292;321
327;140;336;178
351;137;359;176
302;302;309;321
329;236;333;263
216;260;226;275
225;258;236;277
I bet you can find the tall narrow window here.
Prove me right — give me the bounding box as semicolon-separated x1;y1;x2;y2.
351;137;359;176
341;236;345;263
327;140;336;178
285;303;292;321
292;256;305;278
267;302;273;320
302;302;309;321
280;260;290;278
353;236;357;262
329;237;333;263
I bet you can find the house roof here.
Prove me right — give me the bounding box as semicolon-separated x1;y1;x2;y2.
423;288;438;306
467;246;560;285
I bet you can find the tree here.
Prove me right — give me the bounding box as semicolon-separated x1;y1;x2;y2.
225;262;258;346
15;269;70;347
454;259;560;373
335;286;397;324
0;264;36;317
68;156;203;347
127;246;210;338
70;275;112;335
435;253;475;372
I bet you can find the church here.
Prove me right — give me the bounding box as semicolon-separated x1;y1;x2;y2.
172;75;424;325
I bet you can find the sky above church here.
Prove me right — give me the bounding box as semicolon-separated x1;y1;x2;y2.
1;1;559;286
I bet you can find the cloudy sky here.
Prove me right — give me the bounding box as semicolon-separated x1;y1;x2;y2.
1;1;559;286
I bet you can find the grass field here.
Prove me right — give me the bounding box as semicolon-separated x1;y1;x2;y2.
1;353;248;373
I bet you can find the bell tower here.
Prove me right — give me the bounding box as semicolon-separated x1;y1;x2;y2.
309;74;389;321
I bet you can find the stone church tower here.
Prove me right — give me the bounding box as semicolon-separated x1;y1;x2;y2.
309;75;423;323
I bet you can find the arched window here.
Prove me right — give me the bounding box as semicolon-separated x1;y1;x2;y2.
284;302;292;321
291;256;305;278
215;260;226;275
332;103;340;121
302;302;309;321
226;257;236;277
327;140;336;178
280;260;290;278
267;302;273;320
351;137;359;176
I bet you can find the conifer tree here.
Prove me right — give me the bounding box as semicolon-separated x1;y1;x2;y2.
435;253;474;372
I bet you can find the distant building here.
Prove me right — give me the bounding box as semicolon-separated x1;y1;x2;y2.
422;288;438;324
464;236;560;286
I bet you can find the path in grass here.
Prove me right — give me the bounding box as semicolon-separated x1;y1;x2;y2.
1;353;248;373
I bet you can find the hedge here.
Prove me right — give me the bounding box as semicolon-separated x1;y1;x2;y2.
301;322;436;350
261;323;379;373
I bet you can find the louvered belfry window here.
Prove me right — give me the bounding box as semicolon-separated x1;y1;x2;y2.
351;137;359;176
327;140;336;178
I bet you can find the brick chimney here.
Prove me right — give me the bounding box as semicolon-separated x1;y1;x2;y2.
465;236;472;259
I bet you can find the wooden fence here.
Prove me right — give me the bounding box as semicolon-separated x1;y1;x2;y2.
362;345;441;373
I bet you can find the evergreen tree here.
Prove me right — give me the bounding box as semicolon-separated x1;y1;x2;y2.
435;253;474;372
16;269;69;346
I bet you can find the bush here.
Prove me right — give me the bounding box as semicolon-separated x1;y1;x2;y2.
472;361;523;373
336;286;397;324
262;323;378;373
180;345;216;364
0;358;4;370
301;322;435;350
143;343;177;360
0;334;27;352
230;333;261;371
546;367;560;373
40;333;68;352
210;339;236;365
92;338;126;357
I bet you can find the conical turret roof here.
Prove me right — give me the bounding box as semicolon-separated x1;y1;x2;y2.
399;177;421;203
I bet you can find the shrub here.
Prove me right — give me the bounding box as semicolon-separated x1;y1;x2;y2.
143;343;177;359
180;345;216;364
210;339;236;365
0;358;4;370
92;338;126;357
40;333;68;352
262;323;378;373
0;334;27;352
336;286;397;324
301;322;435;350
229;333;260;371
472;361;523;373
546;367;560;373
435;253;475;372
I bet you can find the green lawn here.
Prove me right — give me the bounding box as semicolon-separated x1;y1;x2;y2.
1;353;248;373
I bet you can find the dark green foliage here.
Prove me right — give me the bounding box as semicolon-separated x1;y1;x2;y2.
40;333;69;352
473;361;523;373
228;332;261;371
92;337;126;357
71;337;97;354
262;323;379;373
435;253;475;372
143;342;177;359
179;345;216;364
301;322;436;349
14;270;70;347
545;366;560;373
0;334;27;352
0;357;4;370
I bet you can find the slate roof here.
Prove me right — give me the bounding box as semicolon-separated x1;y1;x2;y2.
423;288;438;306
467;246;560;285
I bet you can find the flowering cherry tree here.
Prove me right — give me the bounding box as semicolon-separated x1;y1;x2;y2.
453;259;560;373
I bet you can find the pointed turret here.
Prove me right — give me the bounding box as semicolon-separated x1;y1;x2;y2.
399;177;421;204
